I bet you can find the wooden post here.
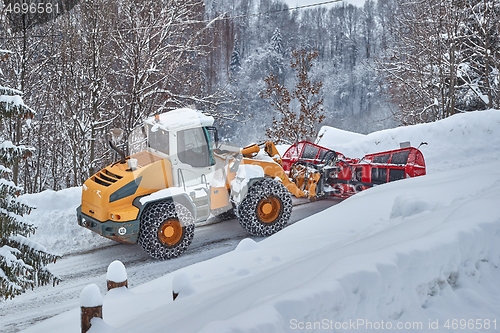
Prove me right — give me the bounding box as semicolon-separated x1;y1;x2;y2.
81;305;102;333
80;284;103;333
106;260;128;291
107;279;128;291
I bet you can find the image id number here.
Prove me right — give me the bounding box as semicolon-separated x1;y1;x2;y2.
4;1;60;15
444;319;497;330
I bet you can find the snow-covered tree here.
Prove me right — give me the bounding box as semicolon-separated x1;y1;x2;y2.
261;49;324;144
0;76;60;299
378;0;500;125
271;28;283;55
460;0;500;110
229;37;242;74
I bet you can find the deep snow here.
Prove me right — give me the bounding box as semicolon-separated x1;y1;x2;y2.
6;110;500;332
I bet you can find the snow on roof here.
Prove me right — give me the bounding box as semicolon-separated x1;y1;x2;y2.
315;125;365;147
145;108;214;132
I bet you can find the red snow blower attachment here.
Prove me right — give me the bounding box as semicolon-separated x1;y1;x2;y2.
282;141;426;199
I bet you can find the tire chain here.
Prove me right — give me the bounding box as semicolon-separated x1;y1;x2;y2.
138;201;195;260
236;178;293;237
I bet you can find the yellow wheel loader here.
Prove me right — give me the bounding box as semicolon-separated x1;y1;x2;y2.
77;108;321;259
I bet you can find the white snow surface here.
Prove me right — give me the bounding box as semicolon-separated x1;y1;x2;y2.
230;164;265;204
106;261;127;283
316;125;365;146
79;284;103;308
10;110;500;332
172;271;195;299
145;108;214;132
20;187;114;256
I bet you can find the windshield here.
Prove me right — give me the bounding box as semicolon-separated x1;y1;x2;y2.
177;127;214;167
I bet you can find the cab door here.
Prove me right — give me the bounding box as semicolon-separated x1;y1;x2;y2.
171;127;215;189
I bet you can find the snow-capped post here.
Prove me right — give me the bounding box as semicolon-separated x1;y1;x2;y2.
80;284;103;333
106;260;128;291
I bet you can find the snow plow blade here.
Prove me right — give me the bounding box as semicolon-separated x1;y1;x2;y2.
282;141;426;199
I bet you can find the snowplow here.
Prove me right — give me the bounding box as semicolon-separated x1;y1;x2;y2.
77;108;426;259
282;140;427;199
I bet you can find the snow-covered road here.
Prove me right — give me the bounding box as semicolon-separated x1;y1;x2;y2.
0;198;337;333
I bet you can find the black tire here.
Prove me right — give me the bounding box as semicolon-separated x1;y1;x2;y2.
236;178;292;236
212;207;237;221
138;201;194;260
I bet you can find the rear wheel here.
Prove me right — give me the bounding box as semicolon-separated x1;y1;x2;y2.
138;201;194;260
236;178;292;236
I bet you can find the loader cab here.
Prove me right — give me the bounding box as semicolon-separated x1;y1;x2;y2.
145;123;215;168
143;109;217;189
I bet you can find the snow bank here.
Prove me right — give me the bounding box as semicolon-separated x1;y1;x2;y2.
317;110;500;174
316;125;365;146
19;187;114;256
172;272;195;299
22;160;500;333
234;238;259;252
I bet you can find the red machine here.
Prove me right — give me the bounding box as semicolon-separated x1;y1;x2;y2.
282;141;426;199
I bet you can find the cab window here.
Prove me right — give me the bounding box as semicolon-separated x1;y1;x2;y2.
148;126;169;155
177;127;215;167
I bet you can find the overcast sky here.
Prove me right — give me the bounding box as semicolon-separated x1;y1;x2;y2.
282;0;366;9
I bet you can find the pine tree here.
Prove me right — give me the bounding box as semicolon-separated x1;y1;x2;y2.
229;37;241;74
270;27;285;83
0;54;60;299
271;28;283;55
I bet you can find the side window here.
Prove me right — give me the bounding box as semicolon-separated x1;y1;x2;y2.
148;126;169;155
373;154;390;163
371;168;387;184
177;128;214;167
389;169;405;181
302;144;319;160
391;151;410;165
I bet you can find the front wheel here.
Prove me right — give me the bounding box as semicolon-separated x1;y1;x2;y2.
236;178;292;237
138;201;194;260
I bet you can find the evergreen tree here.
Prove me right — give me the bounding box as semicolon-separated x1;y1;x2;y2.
229;37;241;74
270;27;286;83
271;28;283;55
0;55;60;299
